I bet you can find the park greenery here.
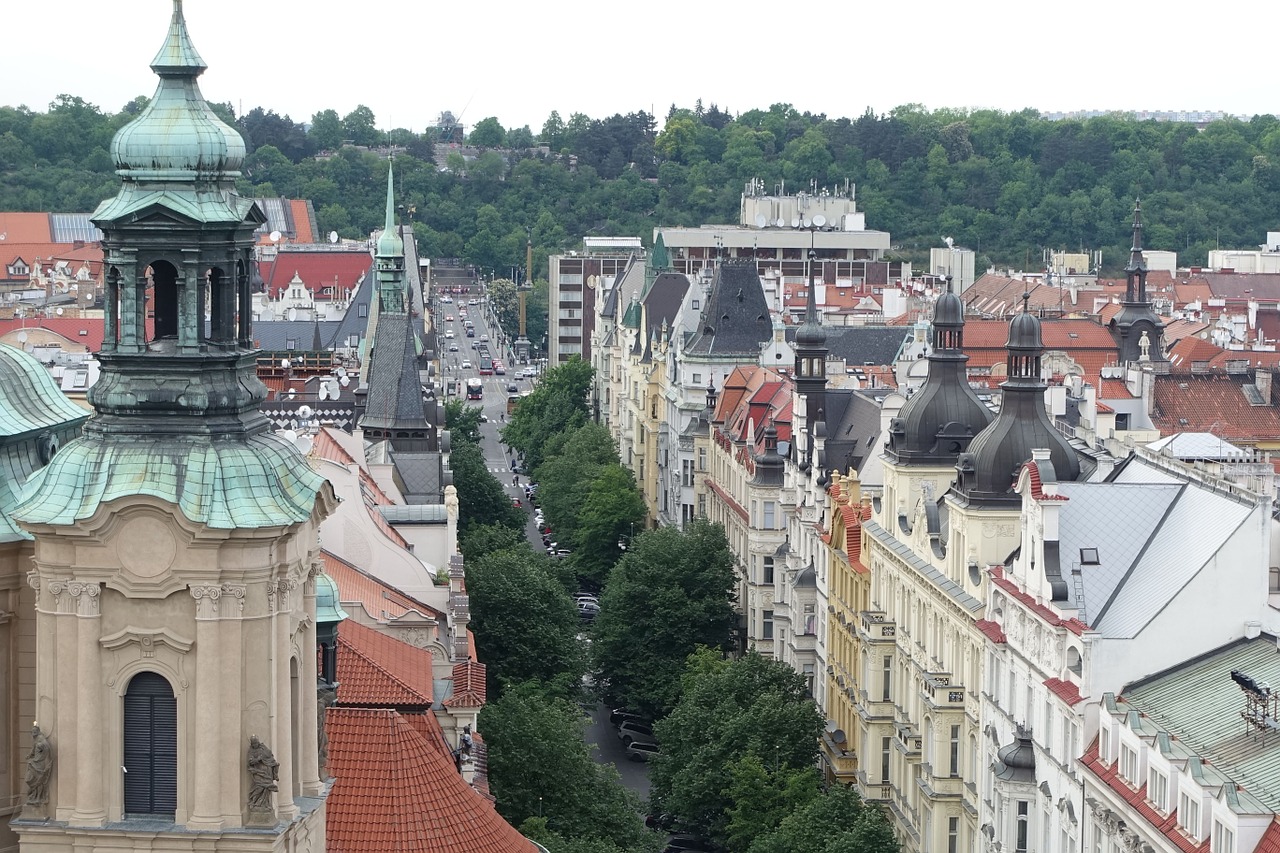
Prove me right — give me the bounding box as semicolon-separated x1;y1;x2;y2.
5;95;1280;278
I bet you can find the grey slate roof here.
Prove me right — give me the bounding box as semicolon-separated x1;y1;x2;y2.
253;320;342;351
361;311;427;432
787;325;910;367
819;389;885;476
1054;458;1256;637
330;274;374;350
644;272;690;331
391;451;447;504
685;260;772;356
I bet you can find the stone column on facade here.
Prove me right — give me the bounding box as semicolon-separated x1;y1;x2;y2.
298;564;322;796
273;578;297;819
188;584;224;829
218;583;246;823
46;579;77;822
68;581;105;826
180;255;200;352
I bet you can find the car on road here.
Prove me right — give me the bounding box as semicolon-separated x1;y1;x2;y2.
555;548;572;558
625;741;659;762
577;600;599;620
609;708;647;728
461;360;472;369
444;329;454;338
480;334;489;341
617;721;655;746
511;498;522;508
448;343;459;352
507;384;519;393
445;314;454;322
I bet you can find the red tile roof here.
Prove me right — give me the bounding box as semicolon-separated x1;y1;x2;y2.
336;618;434;707
289;200;316;244
1080;742;1208;853
0;213;54;243
991;574;1089;634
1043;677;1084;706
1022;460;1069;502
310;430;410;548
976;619;1007;643
322;551;445;623
1150;374;1280;442
1255;818;1280;853
1167;336;1226;371
962;319;1119;375
326;708;536;853
258;249;371;300
0;317;103;351
704;478;749;522
443;660;487;709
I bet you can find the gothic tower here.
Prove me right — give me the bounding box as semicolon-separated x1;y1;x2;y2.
10;4;334;851
794;250;828;473
1109;201;1166;365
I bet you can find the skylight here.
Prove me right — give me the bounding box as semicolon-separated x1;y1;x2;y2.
1080;547;1100;565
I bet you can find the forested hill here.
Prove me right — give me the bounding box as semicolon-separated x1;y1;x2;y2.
3;97;1279;276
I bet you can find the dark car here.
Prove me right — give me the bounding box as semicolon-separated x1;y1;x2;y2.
617;721;655;746
664;835;711;853
609;708;646;728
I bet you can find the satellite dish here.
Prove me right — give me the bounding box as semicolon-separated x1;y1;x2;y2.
336;366;348;379
280;429;298;443
832;729;847;745
318;383;330;401
329;230;339;244
297;404;313;419
339;376;350;387
287;307;297;321
825;719;838;733
16;331;27;343
270;230;282;243
775;218;785;227
790;216;801;228
812;214;827;228
754;214;767;228
56;306;64;315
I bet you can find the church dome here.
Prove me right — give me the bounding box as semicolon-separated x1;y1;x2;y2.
795;318;826;349
886;286;992;465
110;1;246;180
933;287;964;328
377;225;404;258
954;300;1079;505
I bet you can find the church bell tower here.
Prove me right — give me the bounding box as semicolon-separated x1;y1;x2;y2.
10;3;334;851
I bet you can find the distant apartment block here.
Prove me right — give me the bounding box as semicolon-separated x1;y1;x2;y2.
547;237;643;365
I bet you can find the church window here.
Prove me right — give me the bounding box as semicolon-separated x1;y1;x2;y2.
123;671;178;817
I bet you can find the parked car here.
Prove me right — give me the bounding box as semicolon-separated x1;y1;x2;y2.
625;741;660;762
445;330;455;339
511;497;522;508
448;343;459;352
663;835;711;853
460;360;472;369
617;721;655;746
555;548;572;558
480;334;489;341
577;600;600;620
609;708;647;728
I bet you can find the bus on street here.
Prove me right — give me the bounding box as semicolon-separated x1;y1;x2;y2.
466;378;483;400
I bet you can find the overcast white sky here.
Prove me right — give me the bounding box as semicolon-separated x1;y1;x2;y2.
3;0;1272;133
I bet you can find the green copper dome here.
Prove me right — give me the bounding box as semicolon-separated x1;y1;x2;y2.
315;573;350;625
109;0;245;180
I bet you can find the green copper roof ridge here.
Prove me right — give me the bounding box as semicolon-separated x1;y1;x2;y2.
151;0;207;75
14;433;326;530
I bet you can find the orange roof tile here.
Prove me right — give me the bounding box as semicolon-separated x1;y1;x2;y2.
963;318;1120;375
322;551;445;623
1043;677;1083;706
443;660;487;708
1167;336;1225;371
1151;373;1280;442
289;199;316;244
990;574;1088;634
257;249;371;300
976;619;1006;643
336;619;434;707
1255;818;1280;853
326;708;536;853
0;213;53;243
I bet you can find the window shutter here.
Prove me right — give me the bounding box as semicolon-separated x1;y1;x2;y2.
123;672;177;816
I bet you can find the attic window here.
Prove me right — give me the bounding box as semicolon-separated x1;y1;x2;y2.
1080;548;1100;565
1068;333;1079;339
1178;418;1189;426
692;299;700;310
78;330;88;336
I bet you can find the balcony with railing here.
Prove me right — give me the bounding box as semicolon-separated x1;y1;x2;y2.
858;610;897;644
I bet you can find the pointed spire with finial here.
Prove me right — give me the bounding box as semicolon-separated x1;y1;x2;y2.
376;158;403;260
151;0;207;76
1125;199;1148;302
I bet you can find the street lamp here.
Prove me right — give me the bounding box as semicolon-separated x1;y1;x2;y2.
617;521;636;551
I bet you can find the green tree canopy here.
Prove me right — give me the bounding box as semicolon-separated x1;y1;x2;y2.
449;440;523;536
309;108;343;151
466;550;584;697
479;683;658;851
649;649;825;848
572;464;647;587
591;521;736;717
469;116;507;148
341;104;379;147
443;397;484;444
746;784;898;853
501;356;594;470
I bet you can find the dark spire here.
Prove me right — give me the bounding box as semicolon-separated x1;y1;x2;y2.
1110;200;1166;365
794;250;828;462
953;294;1079;507
887;278;993;465
1125;199;1148;303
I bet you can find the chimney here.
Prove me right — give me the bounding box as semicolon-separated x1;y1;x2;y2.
1257;369;1273;404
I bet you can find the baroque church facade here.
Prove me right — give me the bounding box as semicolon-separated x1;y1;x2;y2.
3;4;334;851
